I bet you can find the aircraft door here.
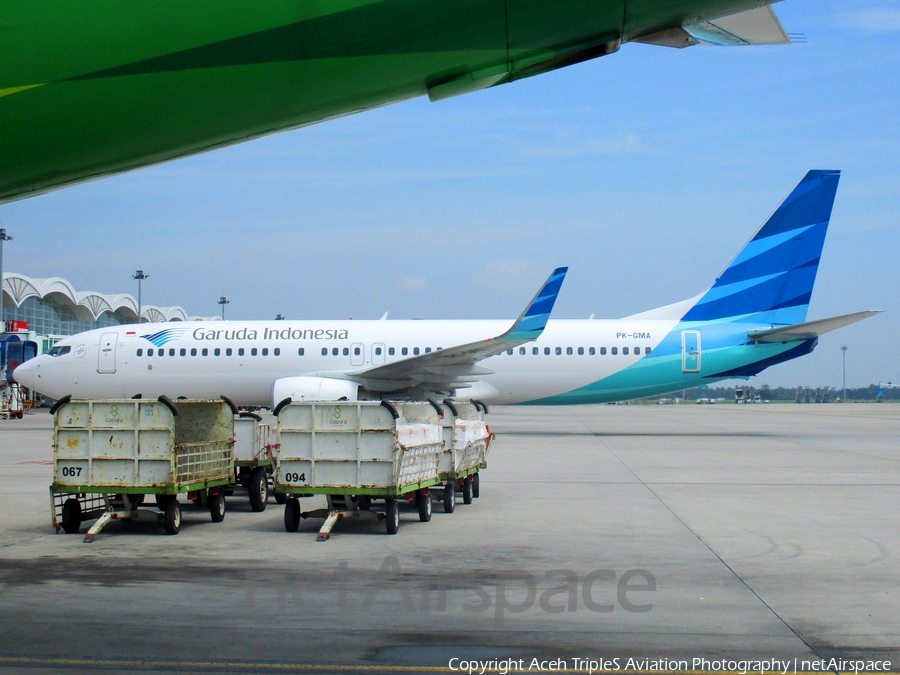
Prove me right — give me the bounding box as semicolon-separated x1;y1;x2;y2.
350;343;365;367
681;330;701;373
371;343;386;366
98;332;118;373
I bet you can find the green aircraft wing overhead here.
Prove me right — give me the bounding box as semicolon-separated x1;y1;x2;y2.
0;0;777;204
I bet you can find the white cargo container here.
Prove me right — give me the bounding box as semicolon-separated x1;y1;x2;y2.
50;397;234;540
231;411;273;512
275;400;444;538
431;399;491;513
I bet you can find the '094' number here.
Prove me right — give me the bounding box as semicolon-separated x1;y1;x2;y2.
284;472;306;483
61;466;82;477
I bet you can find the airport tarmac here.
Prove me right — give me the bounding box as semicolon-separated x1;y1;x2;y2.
0;403;897;674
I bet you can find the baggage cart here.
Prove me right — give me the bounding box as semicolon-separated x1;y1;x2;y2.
229;410;275;512
50;397;234;542
275;400;443;540
432;399;492;513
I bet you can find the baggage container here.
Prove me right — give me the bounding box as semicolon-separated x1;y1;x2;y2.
432;399;491;513
231;411;274;512
50;397;234;541
275;400;444;539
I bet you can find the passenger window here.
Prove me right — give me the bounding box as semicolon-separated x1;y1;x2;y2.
168;348;174;356
180;348;186;356
388;347;395;356
262;348;268;356
566;347;573;355
298;348;305;356
158;349;164;357
533;347;539;355
555;347;562;355
252;348;258;356
238;348;244;356
332;347;338;356
544;347;550;355
214;348;221;356
354;346;361;355
519;347;526;355
611;347;617;355
589;347;595;355
148;348;154;356
507;349;513;355
202;348;209;356
645;347;652;355
375;347;382;356
623;347;629;355
402;347;408;356
226;348;232;356
321;347;327;356
274;348;280;356
191;348;197;356
634;346;640;355
137;348;143;357
600;347;606;355
413;347;420;355
343;347;349;356
578;347;584;355
425;347;431;353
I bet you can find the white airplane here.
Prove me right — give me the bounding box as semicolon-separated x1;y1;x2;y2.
14;171;880;408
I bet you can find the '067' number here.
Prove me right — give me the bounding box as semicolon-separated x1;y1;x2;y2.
61;466;82;477
284;472;306;483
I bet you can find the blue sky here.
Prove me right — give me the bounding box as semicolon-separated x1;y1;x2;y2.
2;0;897;389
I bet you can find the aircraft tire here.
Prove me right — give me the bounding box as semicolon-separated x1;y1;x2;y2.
163;501;181;535
416;490;432;522
462;478;474;505
284;498;301;532
248;468;268;513
61;498;81;534
385;499;400;534
443;482;456;513
209;492;225;523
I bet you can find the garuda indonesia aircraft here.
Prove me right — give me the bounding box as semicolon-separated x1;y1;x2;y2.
14;171;879;407
0;0;793;204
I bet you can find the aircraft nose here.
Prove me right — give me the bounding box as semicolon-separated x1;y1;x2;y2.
13;358;36;388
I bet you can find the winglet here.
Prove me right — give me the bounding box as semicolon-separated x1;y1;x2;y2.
502;267;568;342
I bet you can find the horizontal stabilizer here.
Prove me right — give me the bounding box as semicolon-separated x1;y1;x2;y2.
747;310;882;344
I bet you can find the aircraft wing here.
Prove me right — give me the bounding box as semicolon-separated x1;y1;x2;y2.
346;267;568;394
635;5;790;49
747;310;882;344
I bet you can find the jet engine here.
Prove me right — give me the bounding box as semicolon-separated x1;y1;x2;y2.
271;376;360;406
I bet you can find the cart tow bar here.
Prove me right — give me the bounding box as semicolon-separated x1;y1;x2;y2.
84;511;113;543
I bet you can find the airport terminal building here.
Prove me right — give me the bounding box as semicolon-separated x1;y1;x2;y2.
2;272;214;378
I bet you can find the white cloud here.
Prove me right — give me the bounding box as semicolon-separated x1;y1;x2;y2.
836;8;900;31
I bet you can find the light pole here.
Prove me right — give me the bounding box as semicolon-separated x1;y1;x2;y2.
218;296;230;320
132;270;149;324
841;345;848;402
0;228;11;333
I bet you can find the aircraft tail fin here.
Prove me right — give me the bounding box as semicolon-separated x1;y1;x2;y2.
681;170;841;326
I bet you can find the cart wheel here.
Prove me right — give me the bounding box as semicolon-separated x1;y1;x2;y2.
284;498;301;532
442;481;456;514
164;501;181;535
274;492;288;505
209;492;226;523
248;468;268;513
416;490;432;522
156;494;175;510
385;499;400;535
61;498;81;534
472;472;480;499
462;478;474;505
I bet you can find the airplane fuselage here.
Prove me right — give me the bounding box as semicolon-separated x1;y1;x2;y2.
15;317;811;406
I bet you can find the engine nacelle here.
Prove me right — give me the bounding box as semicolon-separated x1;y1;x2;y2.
271;376;360;407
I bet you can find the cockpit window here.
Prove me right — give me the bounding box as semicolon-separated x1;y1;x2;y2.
47;345;71;357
